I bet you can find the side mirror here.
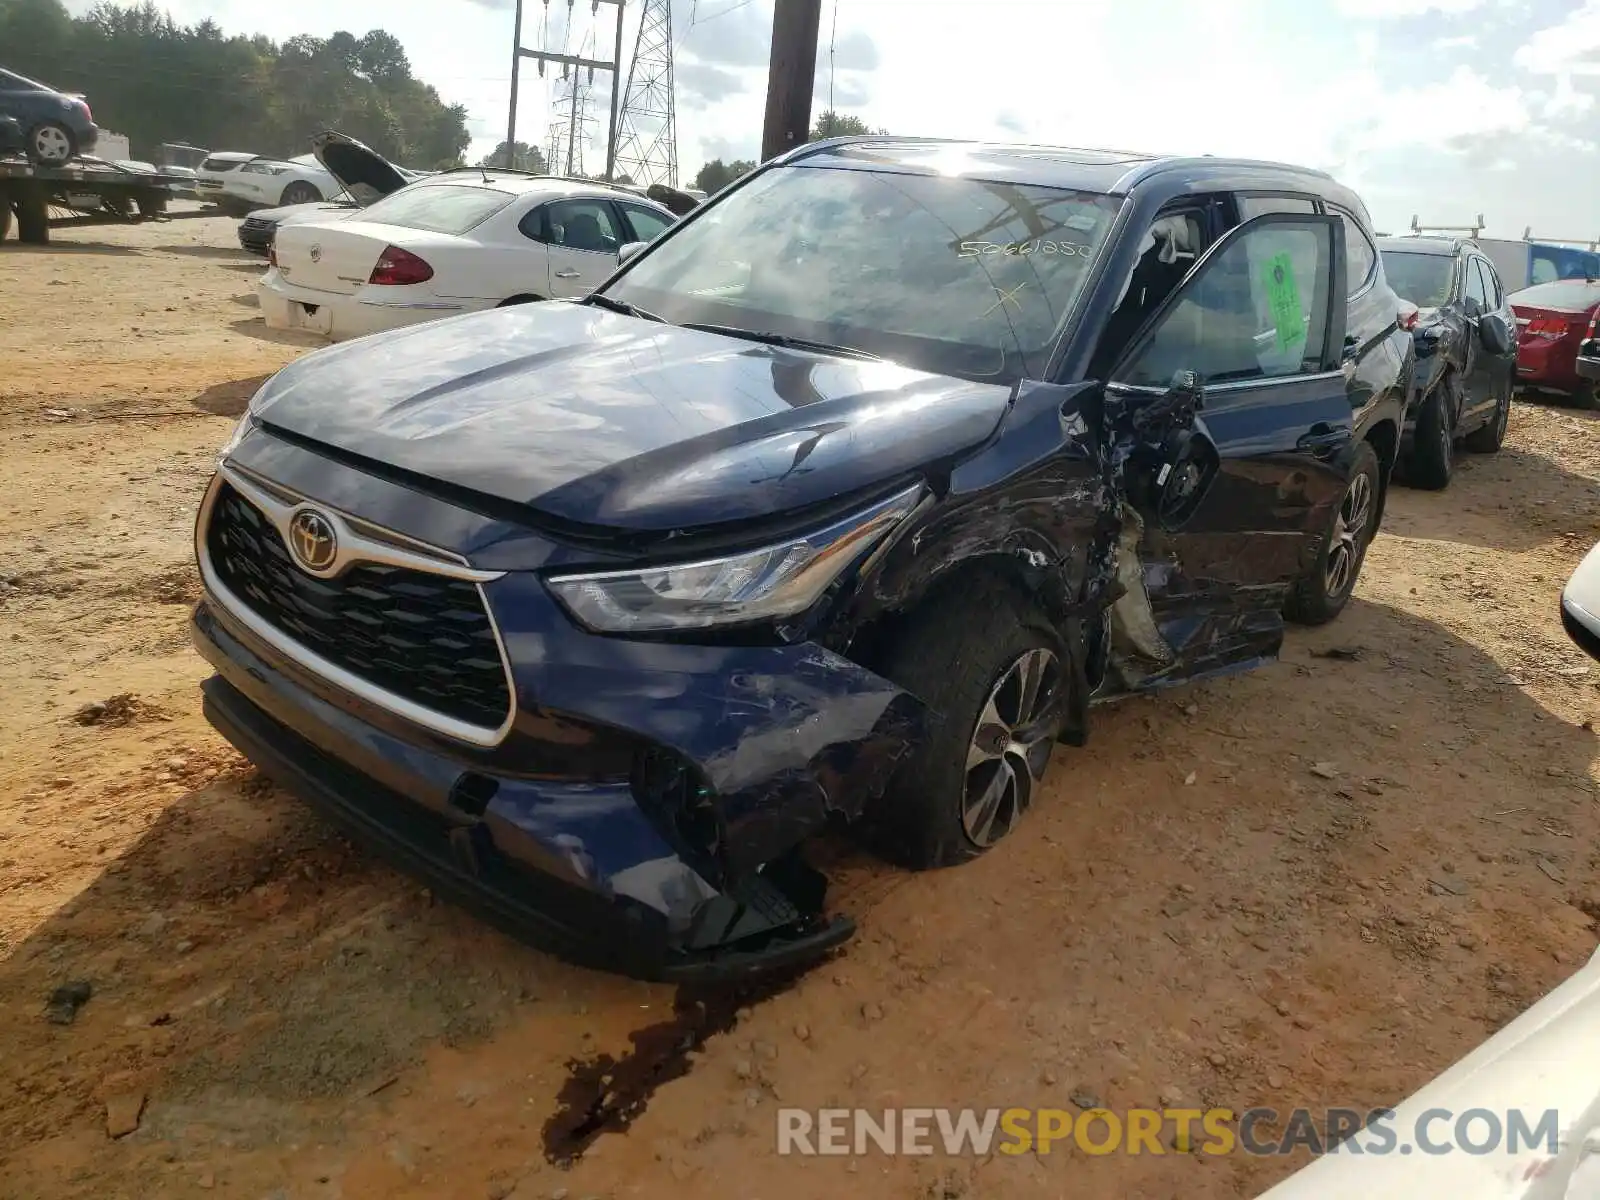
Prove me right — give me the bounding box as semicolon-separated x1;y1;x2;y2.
617;240;647;266
1479;312;1512;356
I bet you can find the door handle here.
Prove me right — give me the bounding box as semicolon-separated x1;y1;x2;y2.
1296;427;1348;459
555;269;581;278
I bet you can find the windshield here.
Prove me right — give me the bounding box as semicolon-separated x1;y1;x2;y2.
602;164;1122;381
1380;251;1454;308
355;184;515;235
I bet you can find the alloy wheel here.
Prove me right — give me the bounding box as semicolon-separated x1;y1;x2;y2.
1324;471;1373;599
33;125;70;163
962;647;1062;847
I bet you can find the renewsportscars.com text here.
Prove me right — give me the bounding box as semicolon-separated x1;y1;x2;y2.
775;1106;1562;1158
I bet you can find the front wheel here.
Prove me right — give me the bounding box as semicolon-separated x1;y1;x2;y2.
867;579;1068;869
1407;383;1454;490
279;181;321;207
1286;439;1381;626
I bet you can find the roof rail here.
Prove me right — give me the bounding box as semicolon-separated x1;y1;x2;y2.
1410;213;1485;238
1521;227;1600;251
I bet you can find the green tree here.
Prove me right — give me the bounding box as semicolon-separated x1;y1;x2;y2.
0;1;469;169
809;110;887;141
693;158;755;195
478;141;548;173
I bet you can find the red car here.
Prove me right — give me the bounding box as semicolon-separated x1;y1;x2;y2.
1511;278;1600;406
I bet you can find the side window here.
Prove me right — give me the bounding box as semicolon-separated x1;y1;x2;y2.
1473;258;1500;308
621;205;673;244
517;203;548;243
1464;257;1490;309
541;199;623;254
1115;219;1334;389
1330;207;1376;295
1237;194;1316;219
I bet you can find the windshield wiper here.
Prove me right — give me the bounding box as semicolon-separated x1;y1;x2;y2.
679;322;883;361
584;293;666;322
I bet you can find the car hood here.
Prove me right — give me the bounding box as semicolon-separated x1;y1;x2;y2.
249;303;1014;535
310;130;409;205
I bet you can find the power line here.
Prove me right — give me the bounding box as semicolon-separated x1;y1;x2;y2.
828;0;838;112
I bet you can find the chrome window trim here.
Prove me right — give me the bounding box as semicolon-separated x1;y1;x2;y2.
196;463;518;748
1107;369;1344;399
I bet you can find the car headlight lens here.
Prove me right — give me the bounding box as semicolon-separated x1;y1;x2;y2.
546;484;923;633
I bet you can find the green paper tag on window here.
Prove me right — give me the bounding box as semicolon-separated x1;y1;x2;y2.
1261;252;1305;350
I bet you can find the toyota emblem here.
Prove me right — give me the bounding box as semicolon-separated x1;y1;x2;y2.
288;509;338;572
308;243;322;264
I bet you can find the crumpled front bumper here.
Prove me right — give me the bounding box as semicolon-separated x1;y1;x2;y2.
191;574;925;981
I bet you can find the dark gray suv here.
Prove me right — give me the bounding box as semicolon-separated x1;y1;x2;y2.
0;67;98;165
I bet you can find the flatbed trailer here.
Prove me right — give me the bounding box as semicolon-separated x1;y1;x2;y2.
0;156;175;245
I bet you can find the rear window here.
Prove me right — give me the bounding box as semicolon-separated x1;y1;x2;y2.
1510;280;1600;312
1380;251;1454;308
356;184;516;236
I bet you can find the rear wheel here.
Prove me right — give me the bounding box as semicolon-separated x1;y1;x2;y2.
867;578;1068;869
279;181;321;206
1286;439;1381;626
1408;382;1454;490
26;121;74;165
1463;376;1511;453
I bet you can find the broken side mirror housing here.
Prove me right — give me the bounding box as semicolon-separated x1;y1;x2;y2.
1479;311;1512;356
617;240;647;266
1117;371;1221;531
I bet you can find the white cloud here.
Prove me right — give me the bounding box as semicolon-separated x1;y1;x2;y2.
1516;0;1600;75
1332;0;1490;16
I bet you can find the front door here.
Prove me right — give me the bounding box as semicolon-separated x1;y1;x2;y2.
1103;213;1353;684
1462;255;1514;427
540;198;626;299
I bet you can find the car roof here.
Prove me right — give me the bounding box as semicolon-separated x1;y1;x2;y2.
784;136;1352;204
409;171;670;206
1376;235;1460;256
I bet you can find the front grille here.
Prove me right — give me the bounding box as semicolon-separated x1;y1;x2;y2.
204;483;511;731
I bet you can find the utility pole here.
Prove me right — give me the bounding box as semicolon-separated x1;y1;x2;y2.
760;0;823;163
510;0;627;176
605;6;625;180
612;0;679;186
504;0;525;167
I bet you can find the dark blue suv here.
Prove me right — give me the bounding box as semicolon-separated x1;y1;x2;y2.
191;137;1412;980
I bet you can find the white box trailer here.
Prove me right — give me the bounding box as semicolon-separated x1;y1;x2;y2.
1475;236;1600;293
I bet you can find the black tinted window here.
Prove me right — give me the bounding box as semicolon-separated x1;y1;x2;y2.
1332;208;1376;294
1465;258;1490;307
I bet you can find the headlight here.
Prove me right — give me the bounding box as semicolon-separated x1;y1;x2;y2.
217;412;257;467
546;484;923;633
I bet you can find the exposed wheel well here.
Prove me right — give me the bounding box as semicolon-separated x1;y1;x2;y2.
498;294;544;306
1364;417;1399;529
848;555;1049;678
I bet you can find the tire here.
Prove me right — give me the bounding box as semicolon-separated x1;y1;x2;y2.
279;181;321;207
1407;383;1454;490
1571;380;1600;412
1463;375;1511;453
498;294;544;306
1286;439;1381;626
135;190;168;218
866;578;1069;870
26;121;74;165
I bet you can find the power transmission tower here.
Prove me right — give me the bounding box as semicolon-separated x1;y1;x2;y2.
547;70;599;175
506;0;627;177
612;0;678;187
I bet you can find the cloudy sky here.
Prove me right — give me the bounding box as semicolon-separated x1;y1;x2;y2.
64;0;1600;237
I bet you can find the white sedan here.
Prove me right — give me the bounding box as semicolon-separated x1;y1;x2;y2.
259;172;677;342
224;152;341;209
